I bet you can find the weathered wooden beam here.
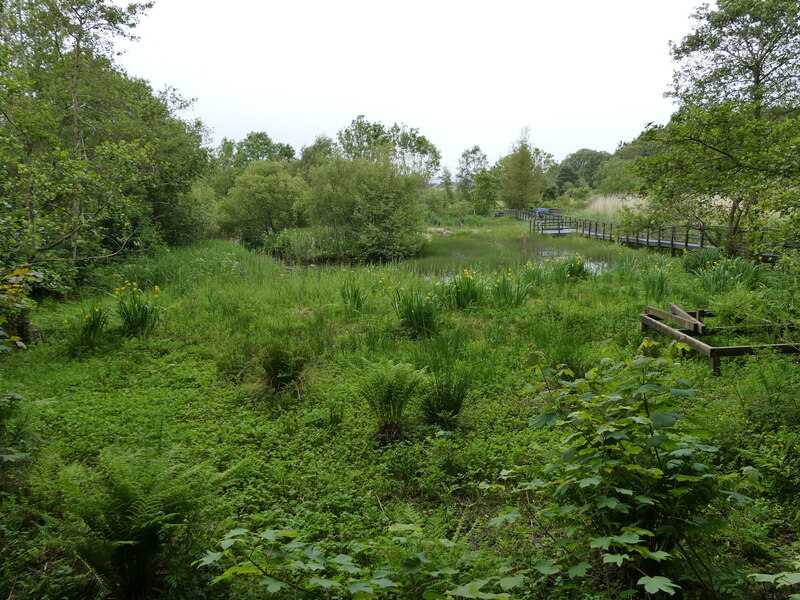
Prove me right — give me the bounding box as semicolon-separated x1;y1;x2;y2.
710;343;800;357
645;306;702;332
639;315;713;356
668;302;707;334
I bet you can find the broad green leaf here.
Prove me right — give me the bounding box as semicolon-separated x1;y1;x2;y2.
578;476;601;488
196;551;223;567
258;575;289;593
590;537;612;550
612;531;641;544
423;591;447;600
225;528;249;538
370;578;400;589
602;553;630;566
534;560;561;575
568;562;591;578
637;575;680;595
348;582;374;595
498;574;525;590
309;576;341;589
651;411;682;429
490;509;521;527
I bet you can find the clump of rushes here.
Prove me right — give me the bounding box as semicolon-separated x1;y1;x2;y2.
393;288;438;337
549;253;591;281
491;269;531;307
359;360;426;441
440;269;484;310
340;278;367;316
68;305;109;356
641;266;669;301
115;281;163;337
420;370;470;430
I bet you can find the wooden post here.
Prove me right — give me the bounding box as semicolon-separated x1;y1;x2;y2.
684;228;690;251
709;354;721;376
646;228;650;248
700;230;705;248
671;227;675;252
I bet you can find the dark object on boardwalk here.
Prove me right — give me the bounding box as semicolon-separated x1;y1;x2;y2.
639;302;800;375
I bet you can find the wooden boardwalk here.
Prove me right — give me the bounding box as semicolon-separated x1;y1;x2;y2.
511;209;719;253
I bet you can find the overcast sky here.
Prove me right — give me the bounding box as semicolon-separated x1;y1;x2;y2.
116;0;702;170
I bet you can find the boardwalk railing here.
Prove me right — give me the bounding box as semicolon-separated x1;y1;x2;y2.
514;210;719;253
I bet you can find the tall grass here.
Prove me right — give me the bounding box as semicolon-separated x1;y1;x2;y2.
393;288;438;336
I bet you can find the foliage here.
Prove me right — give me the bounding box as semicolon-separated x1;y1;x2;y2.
641;266;670;302
0;266;43;352
420;370;470;430
0;0;207;271
303;155;427;262
668;0;800;111
359;360;426;441
638;0;800;255
336;115;441;180
0;392;28;465
233;131;294;166
457;146;489;205
393;288;439;337
498;130;554;209
53;448;215;600
497;356;754;598
200;523;513;599
217;160;307;247
115;281;163;337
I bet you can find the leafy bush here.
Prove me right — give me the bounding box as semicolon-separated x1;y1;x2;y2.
0;266;43;352
0;392;28;466
359;360;426;441
200;523;515;599
393;288;438;337
420;371;470;430
495;356;754;598
115;281;163;337
303;155;426;262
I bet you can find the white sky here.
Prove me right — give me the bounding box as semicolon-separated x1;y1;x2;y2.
116;0;701;170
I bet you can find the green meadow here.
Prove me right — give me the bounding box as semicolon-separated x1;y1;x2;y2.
2;219;799;599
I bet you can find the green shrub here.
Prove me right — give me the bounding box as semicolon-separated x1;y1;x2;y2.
393;288;438;337
0;392;27;465
496;356;754;598
115;282;163;337
359;360;426;441
420;371;470;430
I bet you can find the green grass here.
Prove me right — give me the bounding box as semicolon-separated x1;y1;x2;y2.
1;226;799;598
